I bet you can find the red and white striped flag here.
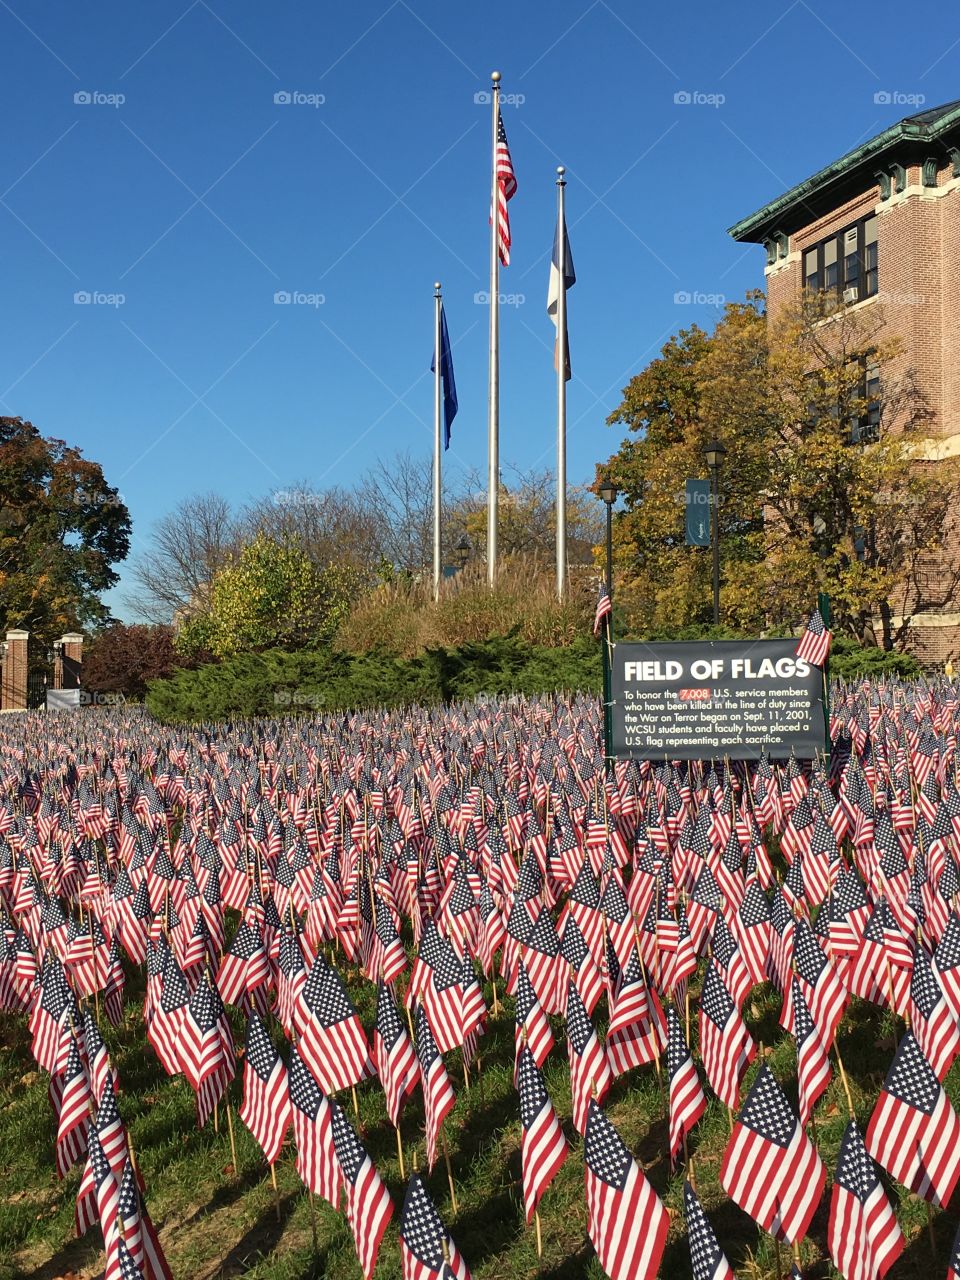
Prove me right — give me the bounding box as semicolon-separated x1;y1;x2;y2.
666;1004;706;1168
792;976;831;1127
55;1029;91;1177
517;1046;568;1222
295;954;373;1095
565;978;612;1136
415;1002;456;1171
176;970;235;1128
583;1099;669;1280
288;1043;341;1209
684;1180;735;1279
796;607;831;667
239;1010;292;1166
720;1065;825;1244
827;1119;903;1280
699;960;755;1110
373;979;419;1127
494;106;517;266
329;1098;393;1280
865;1030;960;1206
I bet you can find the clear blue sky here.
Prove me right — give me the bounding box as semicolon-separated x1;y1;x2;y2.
0;0;953;619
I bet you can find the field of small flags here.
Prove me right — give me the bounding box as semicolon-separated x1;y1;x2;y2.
3;686;960;1279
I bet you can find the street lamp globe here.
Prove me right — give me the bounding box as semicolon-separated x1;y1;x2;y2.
704;439;727;470
598;480;618;506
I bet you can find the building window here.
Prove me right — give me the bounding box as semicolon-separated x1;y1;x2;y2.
803;214;878;304
848;356;881;444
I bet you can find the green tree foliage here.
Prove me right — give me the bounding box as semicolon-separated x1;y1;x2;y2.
147;634;603;722
601;292;959;647
174;532;363;659
0;417;130;642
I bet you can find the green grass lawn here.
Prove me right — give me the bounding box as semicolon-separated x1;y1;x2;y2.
1;970;957;1280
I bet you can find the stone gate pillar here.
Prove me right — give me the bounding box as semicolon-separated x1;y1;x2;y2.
59;632;84;690
1;630;29;710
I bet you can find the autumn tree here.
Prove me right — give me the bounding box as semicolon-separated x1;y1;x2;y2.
126;492;238;623
0;416;130;644
175;533;362;659
83;623;186;699
601;291;959;646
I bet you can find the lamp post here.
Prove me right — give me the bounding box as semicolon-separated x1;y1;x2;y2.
455;534;472;572
704;439;726;625
598;480;618;609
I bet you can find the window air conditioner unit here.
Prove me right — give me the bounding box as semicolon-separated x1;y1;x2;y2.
843;286;859;304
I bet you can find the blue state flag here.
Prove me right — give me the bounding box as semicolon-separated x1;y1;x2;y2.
547;215;576;380
430;304;458;450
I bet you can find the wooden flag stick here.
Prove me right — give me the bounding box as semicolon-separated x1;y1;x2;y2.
534;1209;543;1258
213;1101;219;1134
226;1101;238;1172
441;1131;458;1215
308;1189;319;1260
270;1162;281;1222
774;1237;783;1280
351;1085;360;1118
395;1125;406;1179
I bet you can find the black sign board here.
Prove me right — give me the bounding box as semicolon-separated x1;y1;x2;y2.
609;638;826;761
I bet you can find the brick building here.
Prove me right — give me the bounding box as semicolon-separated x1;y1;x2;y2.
729;100;960;662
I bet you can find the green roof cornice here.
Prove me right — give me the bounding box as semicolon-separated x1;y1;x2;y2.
728;100;960;243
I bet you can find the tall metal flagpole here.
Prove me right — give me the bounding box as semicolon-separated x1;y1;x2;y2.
487;70;501;587
555;166;567;602
433;282;443;601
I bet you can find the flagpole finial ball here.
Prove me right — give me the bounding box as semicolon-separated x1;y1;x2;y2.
434;282;441;291
557;165;565;176
491;70;501;83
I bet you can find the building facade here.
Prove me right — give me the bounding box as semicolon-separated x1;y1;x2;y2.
729;101;960;662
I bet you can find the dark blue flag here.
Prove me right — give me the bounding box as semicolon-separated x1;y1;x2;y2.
430;304;458;450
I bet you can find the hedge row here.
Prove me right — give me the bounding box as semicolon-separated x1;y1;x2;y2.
143;630;920;724
144;634;603;722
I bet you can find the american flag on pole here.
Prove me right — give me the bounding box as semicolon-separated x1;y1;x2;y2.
565;977;612;1136
720;1064;825;1244
415;1002;457;1171
295;954;373;1095
791;976;831;1127
175;970;234;1128
666;1004;706;1168
494;106;517;266
288;1043;342;1209
796;607;831;667
329;1097;393;1280
374;979;420;1127
239;1010;292;1165
583;1099;669;1280
699;960;754;1110
593;584;612;637
399;1172;471;1280
516;1045;568;1222
684;1180;735;1280
827;1119;903;1280
865;1030;960;1205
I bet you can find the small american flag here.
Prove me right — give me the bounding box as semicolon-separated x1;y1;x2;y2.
565;978;612;1136
796;607;831;667
720;1064;825;1244
583;1100;669;1280
55;1031;90;1177
517;1046;568;1222
684;1180;735;1280
494;108;517;266
593;584;612;637
398;1172;471;1280
239;1011;292;1165
791;976;831;1127
415;1003;457;1171
699;960;755;1111
329;1098;393;1280
865;1030;960;1205
288;1043;342;1209
666;1004;706;1169
295;955;373;1095
827;1119;903;1280
374;979;420;1127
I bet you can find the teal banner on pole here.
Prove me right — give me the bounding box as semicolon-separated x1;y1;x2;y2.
684;478;710;547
